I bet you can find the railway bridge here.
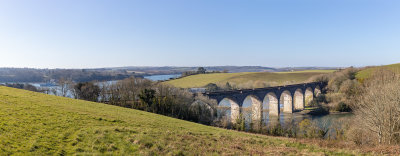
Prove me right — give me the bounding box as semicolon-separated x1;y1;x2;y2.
204;82;326;122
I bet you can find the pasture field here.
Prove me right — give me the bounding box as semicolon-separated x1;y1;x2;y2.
0;86;360;155
356;63;400;80
165;70;335;88
276;70;337;73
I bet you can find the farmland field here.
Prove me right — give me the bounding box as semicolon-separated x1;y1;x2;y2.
165;70;335;88
356;63;400;80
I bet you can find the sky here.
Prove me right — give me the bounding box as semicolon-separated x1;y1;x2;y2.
0;0;399;69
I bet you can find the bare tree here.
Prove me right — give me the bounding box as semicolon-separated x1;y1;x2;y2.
50;87;58;96
353;68;400;144
69;82;78;99
98;81;111;103
59;77;73;97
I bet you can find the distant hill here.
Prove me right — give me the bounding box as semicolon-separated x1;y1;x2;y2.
0;86;356;155
0;68;136;83
111;66;338;74
164;70;335;88
0;66;339;83
356;63;400;80
109;66;277;74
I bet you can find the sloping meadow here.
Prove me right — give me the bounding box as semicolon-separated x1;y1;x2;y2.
165;70;333;88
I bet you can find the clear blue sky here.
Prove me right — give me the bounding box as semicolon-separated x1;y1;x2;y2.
1;0;399;68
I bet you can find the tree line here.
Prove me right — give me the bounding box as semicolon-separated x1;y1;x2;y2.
55;77;218;125
0;68;136;83
181;67;228;77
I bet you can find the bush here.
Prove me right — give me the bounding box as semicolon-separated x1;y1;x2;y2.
316;94;327;103
263;124;296;138
205;83;219;91
233;114;245;131
298;119;328;139
308;67;360;114
335;102;351;112
346;120;376;145
74;82;100;102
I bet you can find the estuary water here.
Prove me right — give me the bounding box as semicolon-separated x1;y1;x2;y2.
278;112;353;138
144;74;181;81
277;112;352;129
219;107;352;138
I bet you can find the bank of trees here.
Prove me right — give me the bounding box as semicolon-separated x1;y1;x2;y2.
181;67;228;77
0;68;135;83
69;77;218;125
2;83;39;92
205;82;234;91
308;67;359;111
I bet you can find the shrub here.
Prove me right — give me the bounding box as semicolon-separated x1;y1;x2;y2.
335;102;351;112
298;119;328;139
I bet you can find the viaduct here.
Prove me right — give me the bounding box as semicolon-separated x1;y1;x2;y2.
204;82;326;122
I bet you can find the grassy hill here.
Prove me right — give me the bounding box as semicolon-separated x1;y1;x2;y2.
356;63;400;80
0;86;359;155
165;70;335;88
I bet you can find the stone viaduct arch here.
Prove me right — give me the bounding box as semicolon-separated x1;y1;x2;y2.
280;90;293;113
218;97;240;123
293;88;304;111
242;95;262;123
305;87;313;106
263;92;279;116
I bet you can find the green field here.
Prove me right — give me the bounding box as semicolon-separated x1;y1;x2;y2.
0;86;360;155
276;70;337;73
165;70;335;88
356;63;400;80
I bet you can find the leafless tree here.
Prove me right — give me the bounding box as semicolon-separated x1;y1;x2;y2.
69;82;78;99
353;68;400;144
58;77;73;97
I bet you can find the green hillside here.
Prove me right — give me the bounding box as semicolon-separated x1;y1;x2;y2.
165;70;334;88
0;86;358;155
356;63;400;80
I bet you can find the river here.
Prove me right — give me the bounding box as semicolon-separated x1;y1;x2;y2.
144;74;181;81
278;112;353;138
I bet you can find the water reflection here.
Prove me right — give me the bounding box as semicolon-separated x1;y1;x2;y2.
218;103;352;136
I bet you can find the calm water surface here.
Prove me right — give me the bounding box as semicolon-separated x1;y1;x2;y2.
144;74;181;81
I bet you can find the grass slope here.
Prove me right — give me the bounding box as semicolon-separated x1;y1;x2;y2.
165;70;334;88
0;86;358;155
276;70;337;73
356;63;400;80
